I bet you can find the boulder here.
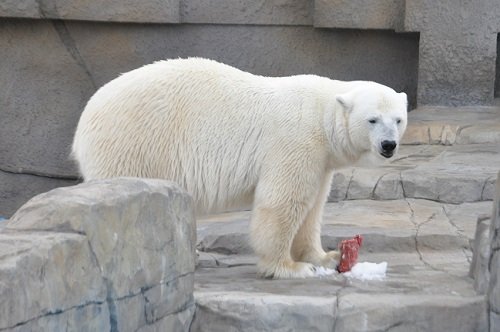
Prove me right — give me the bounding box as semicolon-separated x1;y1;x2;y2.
1;177;196;331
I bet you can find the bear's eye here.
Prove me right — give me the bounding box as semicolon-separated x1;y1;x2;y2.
396;119;402;124
368;119;377;124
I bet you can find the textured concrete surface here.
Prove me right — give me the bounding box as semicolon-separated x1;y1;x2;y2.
3;1;499;215
0;19;419;217
194;198;491;331
0;170;79;219
329;144;499;204
314;0;404;30
470;217;491;294
181;0;312;25
488;173;500;330
197;199;491;257
0;178;196;331
0;0;180;23
405;0;500;106
401;107;500;145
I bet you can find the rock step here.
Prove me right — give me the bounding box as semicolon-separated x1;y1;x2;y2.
197;199;492;256
193;250;487;332
329;144;499;204
402;106;500;145
193;199;492;331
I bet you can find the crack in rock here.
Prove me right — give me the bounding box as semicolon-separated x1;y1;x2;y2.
0;300;106;331
441;206;472;263
344;169;355;200
480;176;494;200
104;278;119;332
370;172;389;199
0;166;79;181
384;320;407;331
36;0;98;92
404;199;440;271
51;20;97;91
0;271;195;331
399;172;407;199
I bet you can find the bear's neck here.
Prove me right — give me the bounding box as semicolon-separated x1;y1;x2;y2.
324;104;364;169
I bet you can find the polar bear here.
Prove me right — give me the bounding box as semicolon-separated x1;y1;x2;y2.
72;58;407;279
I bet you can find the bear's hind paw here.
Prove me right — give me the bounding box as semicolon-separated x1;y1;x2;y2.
259;261;316;279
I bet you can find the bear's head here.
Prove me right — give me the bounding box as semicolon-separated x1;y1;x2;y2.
335;84;408;163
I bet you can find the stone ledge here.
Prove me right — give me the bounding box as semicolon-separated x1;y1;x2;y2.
0;0;404;28
181;0;312;26
197;199;492;256
193;250;488;331
329;144;499;204
0;178;196;331
314;0;404;30
0;0;311;25
0;0;181;23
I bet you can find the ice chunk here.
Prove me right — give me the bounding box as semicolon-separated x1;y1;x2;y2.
344;261;387;280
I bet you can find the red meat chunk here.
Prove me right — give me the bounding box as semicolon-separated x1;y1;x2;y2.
337;235;363;273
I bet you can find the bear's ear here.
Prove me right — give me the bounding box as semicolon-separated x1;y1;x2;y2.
336;93;353;112
399;92;408;105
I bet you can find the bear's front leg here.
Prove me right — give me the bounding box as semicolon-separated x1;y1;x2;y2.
250;202;316;279
249;160;329;279
291;170;340;269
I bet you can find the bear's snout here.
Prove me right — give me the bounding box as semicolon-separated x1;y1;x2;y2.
380;140;397;158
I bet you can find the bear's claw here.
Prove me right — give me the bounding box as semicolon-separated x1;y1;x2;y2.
259;261;316;279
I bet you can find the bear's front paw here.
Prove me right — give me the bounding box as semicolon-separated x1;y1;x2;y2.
319;250;340;269
259;260;316;279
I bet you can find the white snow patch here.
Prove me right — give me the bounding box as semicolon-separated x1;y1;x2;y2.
314;266;337;277
344;262;387;280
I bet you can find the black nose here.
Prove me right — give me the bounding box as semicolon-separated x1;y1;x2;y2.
381;140;397;152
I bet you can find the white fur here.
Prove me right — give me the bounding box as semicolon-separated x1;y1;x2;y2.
72;58;407;279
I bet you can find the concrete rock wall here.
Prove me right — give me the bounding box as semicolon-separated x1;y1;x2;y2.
1;0;500;216
471;171;500;331
488;172;500;330
0;18;419;217
0;178;196;331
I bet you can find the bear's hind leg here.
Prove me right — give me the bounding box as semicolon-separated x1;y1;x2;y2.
250;202;316;279
291;170;340;269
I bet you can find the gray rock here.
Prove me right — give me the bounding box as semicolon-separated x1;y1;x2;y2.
336;293;487;332
489;250;500;313
137;305;195;332
0;231;106;330
346;168;388;200
0;170;79;217
0;20;93;179
491;311;500;332
192;292;336;332
193;248;487;332
469;217;491;294
329;169;353;202
488;172;500;328
401;168;486;203
373;171;405;200
405;0;499;106
2;178;196;331
7;303;110;332
181;0;312;25
0;0;180;23
482;177;497;201
456;124;500;145
197;218;253;255
314;0;404;30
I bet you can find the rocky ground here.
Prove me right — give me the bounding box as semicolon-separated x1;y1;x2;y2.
1;106;498;331
192;106;500;331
